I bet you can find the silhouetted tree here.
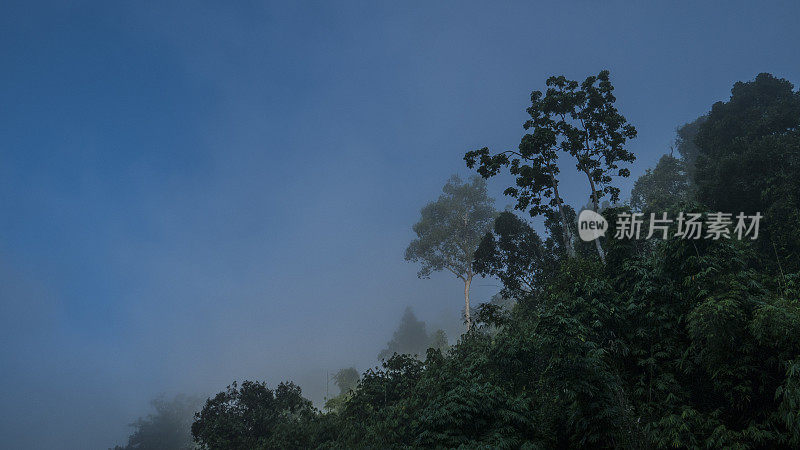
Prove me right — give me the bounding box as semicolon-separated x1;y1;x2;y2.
378;307;450;359
467;71;637;263
466;94;576;257
473;211;551;299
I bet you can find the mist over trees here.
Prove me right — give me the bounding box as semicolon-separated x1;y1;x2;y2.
378;306;449;360
674;116;707;184
323;368;360;413
112;72;800;449
112;395;201;450
629;154;689;214
405;175;497;330
331;368;359;395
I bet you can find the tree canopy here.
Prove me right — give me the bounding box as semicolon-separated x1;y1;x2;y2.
467;70;638;263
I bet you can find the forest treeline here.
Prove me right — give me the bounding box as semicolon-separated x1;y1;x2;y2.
114;72;800;449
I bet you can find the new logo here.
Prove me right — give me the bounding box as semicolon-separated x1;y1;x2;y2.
578;210;608;242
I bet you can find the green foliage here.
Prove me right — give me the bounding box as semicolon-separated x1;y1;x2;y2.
692;73;800;273
543;205;595;258
193;237;800;448
191;72;800;449
405;174;496;280
473;211;553;298
465;70;638;209
466;70;637;263
465;92;567;219
191;381;317;450
695;73;800;155
543;70;638;205
692;72;800;215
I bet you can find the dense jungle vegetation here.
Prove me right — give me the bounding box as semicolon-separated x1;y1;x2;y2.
115;72;800;449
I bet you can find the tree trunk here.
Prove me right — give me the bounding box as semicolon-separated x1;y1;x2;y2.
550;174;575;258
464;274;472;331
585;171;606;263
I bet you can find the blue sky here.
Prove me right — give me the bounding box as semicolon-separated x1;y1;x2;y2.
1;1;799;448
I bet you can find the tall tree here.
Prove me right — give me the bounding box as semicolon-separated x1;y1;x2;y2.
467;70;637;263
548;71;637;262
405;175;497;330
466;99;575;257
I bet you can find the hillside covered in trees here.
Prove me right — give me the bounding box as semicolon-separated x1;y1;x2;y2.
111;72;800;449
